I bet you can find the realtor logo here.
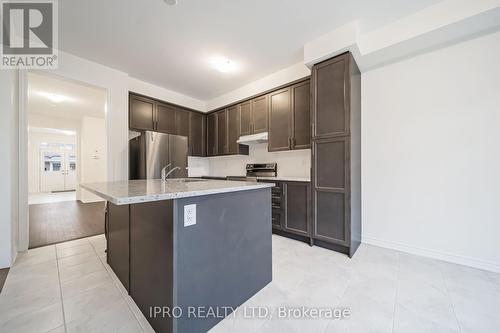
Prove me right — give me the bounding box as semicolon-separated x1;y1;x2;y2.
1;0;58;68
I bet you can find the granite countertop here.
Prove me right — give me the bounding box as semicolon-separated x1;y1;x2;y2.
255;176;310;182
80;179;274;205
207;175;311;182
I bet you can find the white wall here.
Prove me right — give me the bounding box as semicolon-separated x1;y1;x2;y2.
0;70;19;268
128;77;206;112
362;30;500;272
202;144;310;179
206;62;311;110
28;131;77;193
80;117;107;202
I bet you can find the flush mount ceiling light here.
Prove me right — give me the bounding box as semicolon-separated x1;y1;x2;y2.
164;0;178;5
211;57;237;73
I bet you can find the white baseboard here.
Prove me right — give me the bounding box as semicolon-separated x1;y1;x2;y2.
362;236;500;273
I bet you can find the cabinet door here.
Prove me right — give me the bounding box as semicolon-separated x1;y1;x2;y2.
252;95;268;134
268;88;292;152
129;95;155;131
292;80;311;149
239;101;252;136
189;112;205;157
284;182;310;237
312;136;349;245
217;110;227;155
312;54;349;138
175;109;190;137
227;106;240;154
206;113;217;156
156;103;177;134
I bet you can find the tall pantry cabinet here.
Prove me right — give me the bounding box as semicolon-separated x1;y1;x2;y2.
310;52;361;257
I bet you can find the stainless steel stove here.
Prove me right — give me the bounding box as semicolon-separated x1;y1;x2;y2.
227;163;277;181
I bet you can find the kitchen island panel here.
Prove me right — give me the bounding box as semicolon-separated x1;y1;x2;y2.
173;188;272;333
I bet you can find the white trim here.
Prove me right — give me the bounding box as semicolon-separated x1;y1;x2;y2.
18;70;29;252
362;236;500;273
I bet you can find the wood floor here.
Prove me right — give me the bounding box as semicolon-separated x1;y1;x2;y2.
29;201;105;249
0;268;8;294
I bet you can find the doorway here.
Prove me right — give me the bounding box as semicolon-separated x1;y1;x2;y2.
27;72;108;248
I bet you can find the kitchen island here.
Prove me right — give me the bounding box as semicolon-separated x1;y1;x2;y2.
81;179;274;333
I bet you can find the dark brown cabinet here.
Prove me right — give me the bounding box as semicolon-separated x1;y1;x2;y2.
261;180;311;239
268;87;292;151
268;80;311;152
156;103;177;134
239;101;252;136
205;107;249;157
129;93;207;157
207;113;217;156
226;106;240;154
312;55;349;138
291;80;311;149
237;95;268;137
284;182;311;237
252;95;268;134
175;109;190;137
189;112;205;157
311;52;361;257
129;95;155;131
216;110;227;155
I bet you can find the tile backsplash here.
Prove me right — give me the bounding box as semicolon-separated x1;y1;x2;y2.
188;143;311;179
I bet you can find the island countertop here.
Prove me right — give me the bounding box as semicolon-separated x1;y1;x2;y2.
80;179;274;205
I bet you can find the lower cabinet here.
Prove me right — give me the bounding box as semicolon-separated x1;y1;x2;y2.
260;180;311;239
283;182;310;237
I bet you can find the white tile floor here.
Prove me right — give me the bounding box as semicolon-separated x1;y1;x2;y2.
28;191;77;205
1;235;499;333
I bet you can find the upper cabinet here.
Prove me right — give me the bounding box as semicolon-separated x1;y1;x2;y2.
216;110;227;155
239;101;252;136
156;103;177;134
251;95;268;134
268;79;311;152
129;93;206;157
206;107;249;157
206;113;217;157
175;109;190;137
312;56;348;138
268;87;292;152
226;106;240;154
129;95;155;131
189;112;205;157
291;80;311;149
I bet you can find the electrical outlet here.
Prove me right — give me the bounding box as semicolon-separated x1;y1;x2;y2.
184;204;196;227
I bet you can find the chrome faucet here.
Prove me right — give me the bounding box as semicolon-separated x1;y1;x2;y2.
164;166;181;179
161;163;172;180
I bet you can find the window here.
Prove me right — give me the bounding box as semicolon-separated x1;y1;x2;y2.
43;153;62;172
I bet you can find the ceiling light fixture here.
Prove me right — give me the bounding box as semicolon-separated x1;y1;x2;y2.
164;0;178;5
212;57;237;73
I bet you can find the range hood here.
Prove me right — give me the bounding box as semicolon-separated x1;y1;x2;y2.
237;132;268;145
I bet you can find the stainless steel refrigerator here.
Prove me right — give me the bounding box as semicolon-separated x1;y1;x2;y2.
129;131;188;180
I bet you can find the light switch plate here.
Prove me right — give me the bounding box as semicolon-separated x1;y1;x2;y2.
184;204;196;227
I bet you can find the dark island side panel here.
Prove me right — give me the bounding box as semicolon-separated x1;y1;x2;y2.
130;201;174;333
173;188;273;333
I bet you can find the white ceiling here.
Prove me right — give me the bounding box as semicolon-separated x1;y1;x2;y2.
59;0;440;100
28;72;106;120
